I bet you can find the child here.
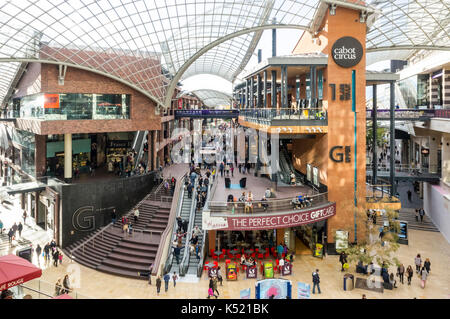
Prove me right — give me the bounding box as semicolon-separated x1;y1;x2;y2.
58;252;63;265
172;272;178;287
207;287;218;299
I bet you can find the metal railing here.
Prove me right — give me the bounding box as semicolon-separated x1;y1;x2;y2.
239;107;327;125
365;183;399;202
69;179;164;260
366;164;439;174
209;191;328;215
18;278;92;299
366;109;435;120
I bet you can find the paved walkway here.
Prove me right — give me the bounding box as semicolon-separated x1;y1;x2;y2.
30;227;450;299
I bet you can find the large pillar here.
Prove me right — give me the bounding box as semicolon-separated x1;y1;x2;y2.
281;66;288;108
256;74;262;108
263;70;268;108
64;133;72;182
271;70;277;108
442;134;450;183
245;80;249;109
35;134;47;178
250;76;255;109
389;81;396;196
372;85;377;184
429;135;438;173
310;66;317;107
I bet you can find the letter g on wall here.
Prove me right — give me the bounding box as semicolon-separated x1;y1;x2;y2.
72;206;95;231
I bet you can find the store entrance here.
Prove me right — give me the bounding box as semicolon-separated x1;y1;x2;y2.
293;221;326;255
216;230;275;251
36;200;47;230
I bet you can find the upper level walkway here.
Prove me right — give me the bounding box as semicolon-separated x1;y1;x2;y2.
174;109;239;119
366;108;450;121
366;164;441;182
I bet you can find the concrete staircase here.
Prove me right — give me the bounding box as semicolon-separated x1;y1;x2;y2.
376;208;439;232
64;186;173;279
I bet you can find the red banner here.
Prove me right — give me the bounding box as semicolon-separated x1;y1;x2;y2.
222;203;336;231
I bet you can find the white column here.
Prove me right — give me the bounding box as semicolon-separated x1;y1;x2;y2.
64;133;72;180
429;135;438;173
442;133;450;183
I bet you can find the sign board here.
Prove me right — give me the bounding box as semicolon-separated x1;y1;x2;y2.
44;94;60;109
281;263;293;276
314;243;323;258
313;167;319;187
206;203;336;231
297;282;311;299
208;267;218;278
263;262;274;279
255;279;292;299
226;263;237;280
335;230;349;250
331;36;363;68
246;266;258;279
306;164;312;182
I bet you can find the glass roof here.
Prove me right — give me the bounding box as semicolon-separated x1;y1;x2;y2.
189;89;232;108
0;0;448;109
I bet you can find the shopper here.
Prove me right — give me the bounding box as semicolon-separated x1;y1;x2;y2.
312;269;321;294
156;276;162;295
419;208;425;223
415;254;422;273
35;244;42;265
111;209;117;224
17;222;23;238
148;263;153;285
207;287;218;299
420;267;429;288
44;243;50;263
7;228;13;244
213;277;220;296
424;258;431;274
22;210;27;225
217;266;223;286
53;249;60;267
406;265;414;285
397;264;405;284
62;274;71;294
172;272;178;287
163;272;170;292
389;273;397;288
54;278;62;296
339;252;348;272
133;208;139;224
12;222;18;237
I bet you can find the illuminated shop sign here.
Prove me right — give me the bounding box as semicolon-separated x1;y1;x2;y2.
44;94;60;109
329;146;351;163
207;203;336;231
331;37;363;68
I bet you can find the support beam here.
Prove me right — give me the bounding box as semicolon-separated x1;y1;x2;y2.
263;70;268;108
271;70;277;108
390;81;396;196
250;77;255;108
257;74;262;108
64;133;72;182
372;84;377;184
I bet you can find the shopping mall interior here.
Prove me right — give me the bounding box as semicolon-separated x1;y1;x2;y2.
0;0;449;301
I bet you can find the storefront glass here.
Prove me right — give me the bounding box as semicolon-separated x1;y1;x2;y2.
11;129;36;177
17;93;131;120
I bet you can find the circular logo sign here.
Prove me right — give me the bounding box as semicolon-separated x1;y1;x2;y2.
332;36;363;68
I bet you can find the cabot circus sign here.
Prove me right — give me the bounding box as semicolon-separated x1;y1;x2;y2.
332;37;363;68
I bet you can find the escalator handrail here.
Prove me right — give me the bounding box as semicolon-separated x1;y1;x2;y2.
179;178;198;276
163;175;187;274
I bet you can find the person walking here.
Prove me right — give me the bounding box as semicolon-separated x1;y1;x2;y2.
207;287;218;299
155;276;162;295
219;162;224;177
43;243;50;264
172;272;178;287
419;208;425;223
62;274;71;294
212;277;220;296
312;269;321;294
12;222;18;238
53;249;60;267
35;244;42;266
7;228;14;245
217;266;223;286
406;265;414;285
163;272;170;292
22;210;27;225
424;258;431;274
122;222;129;236
415;209;419;222
420;267;429;288
339;252;348;272
111;209;117;225
415;254;422;273
17;222;23;238
148;263;153;285
397;264;405;284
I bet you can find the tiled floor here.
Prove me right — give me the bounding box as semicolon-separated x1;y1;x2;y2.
33;228;450;299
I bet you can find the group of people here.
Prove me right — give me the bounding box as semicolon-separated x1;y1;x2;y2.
207;274;222;299
36;240;63;267
54;274;72;296
164;176;177;196
154;271;178;295
120;215;134;237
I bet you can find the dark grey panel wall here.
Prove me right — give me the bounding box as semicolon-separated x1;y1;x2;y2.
57;172;157;248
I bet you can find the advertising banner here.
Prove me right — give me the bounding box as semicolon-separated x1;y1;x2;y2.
263;262;274;279
297;282;311;299
256;279;292;299
223;202;336;231
314;243;323;258
246;266;258;279
335;230;349;250
226;263;237;281
240;288;251;299
281;263;293;276
44;94;60;109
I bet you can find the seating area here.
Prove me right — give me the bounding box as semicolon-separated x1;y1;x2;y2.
64;186;173;279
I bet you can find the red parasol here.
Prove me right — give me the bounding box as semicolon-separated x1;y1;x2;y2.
53;293;73;299
0;254;42;291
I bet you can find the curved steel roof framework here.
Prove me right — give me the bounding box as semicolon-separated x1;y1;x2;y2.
188;89;233;108
0;0;449;110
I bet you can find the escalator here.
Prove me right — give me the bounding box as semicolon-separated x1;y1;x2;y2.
132;130;148;168
277;144;304;186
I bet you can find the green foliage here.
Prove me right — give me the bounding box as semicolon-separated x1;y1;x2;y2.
366;124;388;148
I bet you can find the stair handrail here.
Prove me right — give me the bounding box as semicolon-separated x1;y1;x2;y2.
196;179;216;277
162;175;189;274
153;170;188;277
179;178;199;276
69;173;160;260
